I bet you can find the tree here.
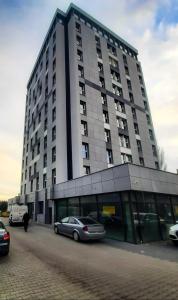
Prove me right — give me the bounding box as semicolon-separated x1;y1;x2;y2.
158;146;167;171
0;201;8;212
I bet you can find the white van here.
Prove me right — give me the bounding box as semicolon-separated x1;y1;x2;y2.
9;204;28;225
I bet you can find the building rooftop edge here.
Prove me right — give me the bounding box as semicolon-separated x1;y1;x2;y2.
27;3;138;88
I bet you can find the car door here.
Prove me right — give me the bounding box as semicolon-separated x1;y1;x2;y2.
59;217;69;235
68;217;79;236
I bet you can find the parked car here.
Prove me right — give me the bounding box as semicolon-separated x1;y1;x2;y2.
54;216;106;241
169;224;178;245
0;219;10;255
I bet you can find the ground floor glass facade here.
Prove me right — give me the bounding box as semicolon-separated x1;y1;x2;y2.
55;191;178;243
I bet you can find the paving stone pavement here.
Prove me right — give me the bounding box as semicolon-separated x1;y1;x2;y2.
0;220;178;300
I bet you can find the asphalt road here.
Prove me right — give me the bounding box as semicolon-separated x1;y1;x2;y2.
0;219;178;300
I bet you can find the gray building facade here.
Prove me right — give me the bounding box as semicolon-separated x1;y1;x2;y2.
10;3;178;243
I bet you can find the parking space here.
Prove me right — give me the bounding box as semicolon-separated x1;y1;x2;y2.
0;220;178;299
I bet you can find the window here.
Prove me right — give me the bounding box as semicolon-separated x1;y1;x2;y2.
25;169;27;180
119;134;130;148
45;102;48;114
35;132;38;143
52;146;56;162
44;118;48;131
53;73;56;86
95;36;100;47
29;166;31;179
32;148;35;159
104;129;111;143
52;107;56;122
38;201;43;213
43;154;47;168
96;48;102;59
103;110;109;123
107;44;116;56
33;120;35;131
125;65;129;76
111;70;121;83
45;87;48;99
132;107;137;120
40;61;43;71
155;161;159;169
101;93;107;106
141;87;146;97
76;35;82;47
123;54;127;65
137;140;142;152
53;58;56;71
52;126;56;141
128;94;134;105
81;121;88;136
127;79;132;91
37;142;40;155
139;157;144;166
44;136;47;149
121;153;132;164
45;73;48;86
149;129;154;141
99;77;105;88
38;112;41;124
112;84;123;97
115;100;125;113
34;162;37;174
139;75;143;85
43;173;47;188
134;123;139;135
77;49;83;61
109;57;118;68
76;22;81;33
80;101;86;115
146;114;151;125
53;31;56;43
79;82;85;95
98;62;104;74
144;101;148;111
30;180;33;192
46;59;48;70
136;63;141;73
82;143;89;159
152;145;157;157
106;149;113;164
53;44;56;57
78;65;84;78
83;165;90;175
52;168;56;185
117;117;127;130
52;90;56;103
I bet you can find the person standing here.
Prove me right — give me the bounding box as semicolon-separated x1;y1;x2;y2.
23;212;30;232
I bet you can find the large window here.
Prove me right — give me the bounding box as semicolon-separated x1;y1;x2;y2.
68;198;80;216
82;143;89;159
80;196;97;219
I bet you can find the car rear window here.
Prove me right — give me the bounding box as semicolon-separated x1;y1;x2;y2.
0;222;5;229
78;218;97;225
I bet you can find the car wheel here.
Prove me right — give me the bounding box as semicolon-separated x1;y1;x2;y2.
73;231;80;242
54;226;59;234
173;240;178;246
3;250;9;256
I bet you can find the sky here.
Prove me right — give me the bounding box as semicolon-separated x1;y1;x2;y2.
0;0;178;200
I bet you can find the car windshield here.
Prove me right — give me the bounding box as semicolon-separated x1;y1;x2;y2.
0;222;5;229
78;217;97;225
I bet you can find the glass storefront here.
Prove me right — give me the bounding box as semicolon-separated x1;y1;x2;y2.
54;191;178;244
156;195;174;240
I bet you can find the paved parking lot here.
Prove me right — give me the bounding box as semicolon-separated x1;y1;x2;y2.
1;219;178;300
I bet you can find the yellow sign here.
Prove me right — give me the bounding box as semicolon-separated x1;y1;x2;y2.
175;205;178;216
102;206;116;216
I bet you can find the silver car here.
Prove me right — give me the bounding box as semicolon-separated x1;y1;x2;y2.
54;216;105;241
169;224;178;245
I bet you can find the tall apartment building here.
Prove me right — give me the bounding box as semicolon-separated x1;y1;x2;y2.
20;3;159;197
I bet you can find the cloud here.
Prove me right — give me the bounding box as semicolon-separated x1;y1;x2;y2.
0;0;178;200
